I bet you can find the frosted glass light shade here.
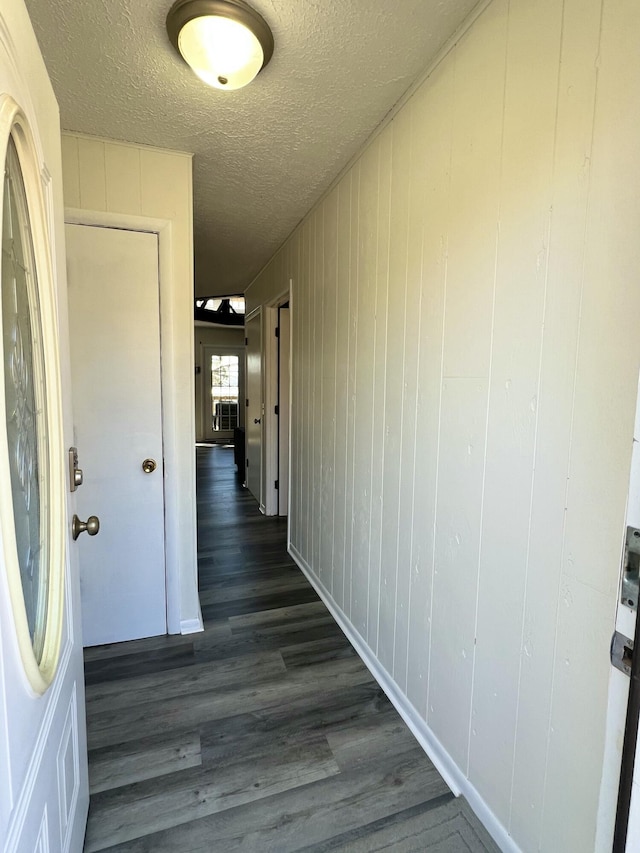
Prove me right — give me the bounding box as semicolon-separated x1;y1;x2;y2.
167;0;274;92
179;16;263;90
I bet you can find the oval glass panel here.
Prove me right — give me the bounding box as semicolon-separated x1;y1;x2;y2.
1;135;49;664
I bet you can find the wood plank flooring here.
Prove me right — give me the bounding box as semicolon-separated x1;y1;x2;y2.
82;445;500;852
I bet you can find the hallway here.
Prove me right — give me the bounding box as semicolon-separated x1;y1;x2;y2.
81;445;499;851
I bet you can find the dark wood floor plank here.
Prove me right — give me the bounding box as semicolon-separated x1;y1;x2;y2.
85;739;340;851
298;795;500;852
83;642;196;685
86;655;375;750
85;650;286;715
97;747;449;853
82;445;498;853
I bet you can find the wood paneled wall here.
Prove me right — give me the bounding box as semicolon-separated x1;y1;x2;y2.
245;0;640;849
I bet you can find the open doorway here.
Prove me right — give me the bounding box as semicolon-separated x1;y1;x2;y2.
200;348;244;443
263;294;291;516
195;323;246;445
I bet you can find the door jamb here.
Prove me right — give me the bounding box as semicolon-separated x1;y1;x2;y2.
264;287;290;517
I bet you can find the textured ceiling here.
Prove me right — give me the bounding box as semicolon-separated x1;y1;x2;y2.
25;0;478;297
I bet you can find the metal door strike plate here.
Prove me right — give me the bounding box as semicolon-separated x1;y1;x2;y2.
611;631;634;678
68;446;83;492
621;526;640;612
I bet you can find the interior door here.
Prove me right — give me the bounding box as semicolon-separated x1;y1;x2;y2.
66;223;167;647
0;1;89;849
246;310;262;504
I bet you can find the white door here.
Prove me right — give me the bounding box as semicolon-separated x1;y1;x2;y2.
66;224;167;647
246;310;262;504
0;1;89;849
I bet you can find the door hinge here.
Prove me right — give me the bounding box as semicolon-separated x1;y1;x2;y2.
612;631;634;677
245;337;248;346
275;326;279;338
275;479;279;490
246;398;249;407
275;405;279;416
246;458;249;468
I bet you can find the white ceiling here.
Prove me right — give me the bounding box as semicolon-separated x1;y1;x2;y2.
25;0;478;297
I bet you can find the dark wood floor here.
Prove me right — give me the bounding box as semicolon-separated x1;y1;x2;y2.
82;445;499;852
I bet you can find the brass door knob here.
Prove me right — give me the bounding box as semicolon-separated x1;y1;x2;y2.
142;458;157;474
72;514;100;541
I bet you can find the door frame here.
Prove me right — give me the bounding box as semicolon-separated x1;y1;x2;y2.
64;208;198;635
264;287;291;517
245;306;263;509
597;371;640;851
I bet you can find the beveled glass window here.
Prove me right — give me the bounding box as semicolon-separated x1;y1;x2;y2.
1;135;49;665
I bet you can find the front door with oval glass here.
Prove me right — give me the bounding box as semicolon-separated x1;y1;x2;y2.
0;3;89;847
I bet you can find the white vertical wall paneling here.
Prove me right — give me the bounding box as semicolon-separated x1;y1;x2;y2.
76;137;106;211
320;193;338;592
104;144;141;214
350;141;379;639
508;0;603;845
300;220;311;563
244;0;640;848
441;0;507;381
394;102;423;695
468;0;563;828
311;210;322;576
367;131;392;656
332;178;351;603
428;0;508;776
288;239;301;550
378;110;411;675
405;58;453;720
344;163;360;619
542;0;640;849
429;377;488;772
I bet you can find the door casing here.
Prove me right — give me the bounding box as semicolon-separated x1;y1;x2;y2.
65;207;201;635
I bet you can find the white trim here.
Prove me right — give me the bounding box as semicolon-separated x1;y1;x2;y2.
288;541;521;853
179;618;203;635
64;207;201;637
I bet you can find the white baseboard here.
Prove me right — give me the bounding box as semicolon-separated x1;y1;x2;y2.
180;617;204;635
288;543;522;853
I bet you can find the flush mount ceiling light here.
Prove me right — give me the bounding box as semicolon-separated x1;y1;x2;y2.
166;0;274;91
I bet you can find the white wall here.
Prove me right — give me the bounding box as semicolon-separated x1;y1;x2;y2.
60;133;202;635
195;324;245;441
245;0;640;849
